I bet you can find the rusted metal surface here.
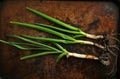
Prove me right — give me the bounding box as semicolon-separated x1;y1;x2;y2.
0;1;119;79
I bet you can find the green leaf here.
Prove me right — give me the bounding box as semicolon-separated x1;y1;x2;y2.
10;42;39;47
35;23;80;34
22;34;85;44
0;39;10;45
22;34;67;43
22;35;81;44
56;53;66;63
12;42;56;50
10;44;44;50
20;51;62;60
26;7;79;31
7;35;60;52
54;43;67;52
10;21;75;41
9;42;45;48
73;35;85;38
0;40;53;50
12;44;54;50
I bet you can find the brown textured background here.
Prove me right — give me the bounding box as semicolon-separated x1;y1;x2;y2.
0;1;119;79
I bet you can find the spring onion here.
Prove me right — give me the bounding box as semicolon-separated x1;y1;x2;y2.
26;7;104;39
10;21;104;49
0;37;99;61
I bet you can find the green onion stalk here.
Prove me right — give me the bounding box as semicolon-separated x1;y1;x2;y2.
0;36;99;62
10;21;105;49
26;7;104;39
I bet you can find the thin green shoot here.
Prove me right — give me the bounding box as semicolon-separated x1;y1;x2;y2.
54;43;68;62
34;23;80;34
22;34;105;49
56;53;67;63
73;35;86;39
6;34;60;52
26;7;79;31
20;51;62;60
0;39;56;51
10;21;75;41
54;43;67;52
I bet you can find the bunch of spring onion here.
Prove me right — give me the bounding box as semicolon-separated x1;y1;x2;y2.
0;7;107;63
10;21;104;49
0;35;98;62
10;7;105;50
25;7;104;39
